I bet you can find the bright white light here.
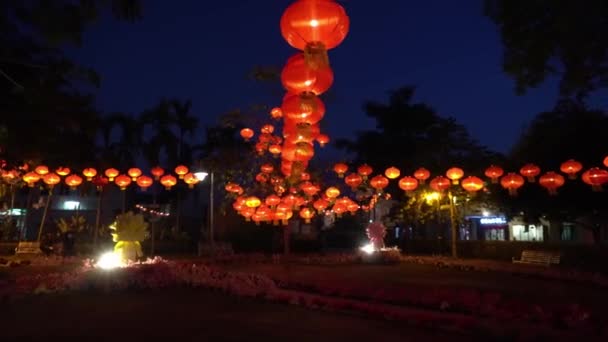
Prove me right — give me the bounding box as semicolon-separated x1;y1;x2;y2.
309;19;319;27
194;172;208;181
482;210;489;217
480;217;507;225
96;251;124;270
63;201;81;210
304;80;313;86
359;243;375;255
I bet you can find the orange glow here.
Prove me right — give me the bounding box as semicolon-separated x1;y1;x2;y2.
42;173;60;187
539;172;565;195
261;124;275;134
560;159;583;179
344;173;363;190
22;172;40;187
65;174;83;189
357;164;373;179
461;176;484;193
281;53;334;95
446;167;464;185
82;168;97;181
384;166;400;180
299;207;315;223
160;175;177;190
270;107;283;119
136;175;153;190
245;196;262;208
151;166;165;180
398;176;418;193
261;163;274;174
104;168;119;181
56;167;71;176
35;165;49;176
325;186;340;199
520;163;541;182
333;162;348;177
114;174;131;190
183;173;199;188
370;175;389;191
484;165;504;183
500;173;525;196
174;165;189;179
414;167;430;183
240;128;254;141
127;168;142;181
430;176;450;192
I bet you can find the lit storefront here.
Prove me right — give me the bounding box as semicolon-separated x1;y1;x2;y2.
465;215;509;241
509;217;544;242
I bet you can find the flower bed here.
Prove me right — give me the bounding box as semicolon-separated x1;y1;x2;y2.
0;258;603;338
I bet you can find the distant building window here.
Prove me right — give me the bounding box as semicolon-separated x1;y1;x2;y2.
512;224;543;242
484;228;505;241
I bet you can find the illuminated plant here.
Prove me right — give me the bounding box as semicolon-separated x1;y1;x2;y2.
366;221;386;250
109;211;148;262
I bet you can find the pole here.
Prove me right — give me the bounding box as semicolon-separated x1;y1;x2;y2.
36;187;53;243
209;172;214;246
94;188;103;248
448;190;458;258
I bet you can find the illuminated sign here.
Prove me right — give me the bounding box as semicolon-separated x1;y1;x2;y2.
480;217;507;225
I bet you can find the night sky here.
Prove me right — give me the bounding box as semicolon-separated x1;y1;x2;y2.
67;0;603;157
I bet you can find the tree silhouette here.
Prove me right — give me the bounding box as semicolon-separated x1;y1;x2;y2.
484;0;608;98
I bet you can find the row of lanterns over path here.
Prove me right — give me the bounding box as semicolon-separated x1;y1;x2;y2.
333;158;608;196
11;165;203;191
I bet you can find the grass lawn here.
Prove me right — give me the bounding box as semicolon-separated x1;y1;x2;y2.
0;289;467;341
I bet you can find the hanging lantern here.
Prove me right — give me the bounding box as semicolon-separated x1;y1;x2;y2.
398;176;418;195
347;202;359;214
446;167;464;185
240;207;255;221
127;167;142;181
270;107;283;120
255;172;269;183
35;165;49;176
65;174;83;190
104;168;119;182
82;168;97;181
92;176;109;190
265;194;282;207
332;203;347;217
268;144;282;157
300;172;311;181
255;142;267;155
582;167;608;192
136;175;153;191
282;93;326;125
183;173;199;188
520;163;541;182
500;173;525;196
325;186;340;199
299;207;315;224
560;159;583;180
174;165;189;179
461;176;484;193
413;168;431;184
605;156;608;168
281;52;334;95
333;162;348;177
160;175;177;190
384;166;400;180
261;163;274;174
151;166;165;180
42;173;60;188
370;175;389;193
261;124;275;134
357;164;373;180
484;165;504;184
429;176;450;192
313;198;329;213
316;134;329;147
22;172;40;187
114;174;131;190
245;196;262;208
240;128;254;141
539;172;565;195
56;167;71;176
280;0;350;68
344;173;363;190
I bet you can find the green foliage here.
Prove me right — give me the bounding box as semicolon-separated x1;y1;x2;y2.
484;0;608;97
56;215;88;234
109;211;148;243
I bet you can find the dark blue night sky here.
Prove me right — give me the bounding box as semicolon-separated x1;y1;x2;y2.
67;0;604;156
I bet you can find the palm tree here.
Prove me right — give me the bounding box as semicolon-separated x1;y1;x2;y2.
171;99;198;165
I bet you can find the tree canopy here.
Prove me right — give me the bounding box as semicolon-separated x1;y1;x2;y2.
485;0;608;98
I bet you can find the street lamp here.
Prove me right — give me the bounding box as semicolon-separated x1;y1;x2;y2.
194;170;214;246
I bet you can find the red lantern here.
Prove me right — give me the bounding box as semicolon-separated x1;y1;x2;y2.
484;165;504;183
347;202;359;214
313;198;329;213
429;176;450;192
245;196;262;208
582;167;608;192
332;203;347;217
240;128;254;141
270;107;283;119
370;175;389;192
114;174;131;190
268;144;282;157
281;53;334;95
92;175;109;190
174;165;189;179
42;173;61;187
82;168;97;181
300;181;320;196
255;172;269;183
299;207;315;223
281;141;315;162
325;186;340;199
604;156;608;168
183;173;199;188
104;168;119;182
56;167;71;177
560;159;583;179
357;164;373;180
151;166;165;180
414;168;430;184
283;121;321;144
64;174;83;190
333;162;348;177
35;165;49;176
500;173;525;196
398;176;418;195
160;175;177;190
539;172;565;195
261;124;275;134
265;195;282;207
127;167;142;181
282;93;325;125
520;163;541;182
446;167;464;185
461;176;484;193
280;0;350;51
316;134;329;147
344;173;363;190
22;172;40;187
136;175;153;191
261;163;274;174
384;166;400;180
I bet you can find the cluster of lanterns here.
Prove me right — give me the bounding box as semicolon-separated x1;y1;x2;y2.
0;164;204;192
232;0;351;225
